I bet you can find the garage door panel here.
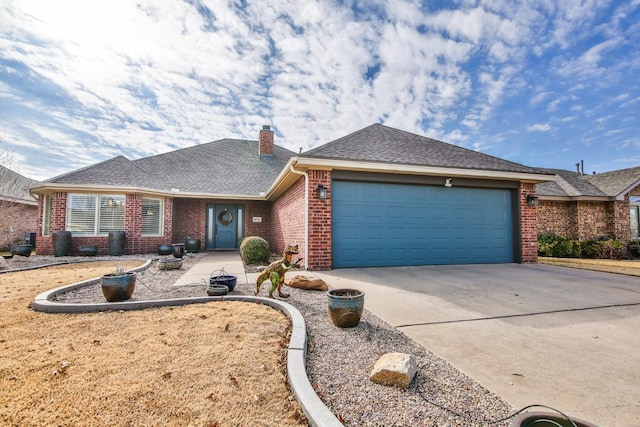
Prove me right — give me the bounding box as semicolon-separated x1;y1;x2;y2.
332;181;514;268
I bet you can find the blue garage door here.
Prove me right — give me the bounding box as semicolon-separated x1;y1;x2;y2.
332;181;514;268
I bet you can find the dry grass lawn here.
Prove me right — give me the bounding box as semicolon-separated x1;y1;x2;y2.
0;261;306;426
539;257;640;276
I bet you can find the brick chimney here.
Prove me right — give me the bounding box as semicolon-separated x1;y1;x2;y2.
259;125;274;159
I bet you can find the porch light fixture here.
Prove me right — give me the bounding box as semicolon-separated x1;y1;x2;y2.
444;178;453;187
526;194;539;207
317;184;328;200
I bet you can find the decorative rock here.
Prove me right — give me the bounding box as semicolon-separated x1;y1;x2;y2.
286;275;328;291
0;257;7;270
369;352;417;389
157;258;183;270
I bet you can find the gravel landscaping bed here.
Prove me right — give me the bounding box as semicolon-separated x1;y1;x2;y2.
4;254;515;426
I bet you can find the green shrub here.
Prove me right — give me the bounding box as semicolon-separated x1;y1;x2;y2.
239;236;270;265
629;240;640;258
580;240;600;259
597;238;624;260
537;232;580;258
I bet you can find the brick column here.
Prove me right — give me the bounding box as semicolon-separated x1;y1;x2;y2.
519;183;538;263
307;170;332;270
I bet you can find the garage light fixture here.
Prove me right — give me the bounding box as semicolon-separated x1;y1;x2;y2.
526;194;539;207
317;184;328;200
444;178;453;187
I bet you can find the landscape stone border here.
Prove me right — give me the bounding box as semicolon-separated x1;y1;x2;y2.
29;260;342;427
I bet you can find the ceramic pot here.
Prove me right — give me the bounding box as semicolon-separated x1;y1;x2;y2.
52;231;72;257
209;275;237;292
101;272;136;302
511;412;598;427
157;244;172;255
77;245;98;256
206;284;229;296
171;243;185;258
327;288;365;328
108;231;126;256
10;244;32;257
185;238;201;253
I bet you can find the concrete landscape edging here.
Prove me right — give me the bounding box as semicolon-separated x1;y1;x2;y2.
30;262;342;427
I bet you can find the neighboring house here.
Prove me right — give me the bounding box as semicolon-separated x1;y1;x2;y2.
536;166;640;242
0;165;39;251
30;124;553;269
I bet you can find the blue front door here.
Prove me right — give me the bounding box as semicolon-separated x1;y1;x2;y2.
206;204;239;249
332;181;514;268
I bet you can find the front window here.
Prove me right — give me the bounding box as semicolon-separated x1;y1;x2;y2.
43;195;52;236
141;197;163;236
631;196;640;240
66;194;125;235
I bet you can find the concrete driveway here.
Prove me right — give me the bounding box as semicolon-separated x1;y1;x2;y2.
314;263;640;426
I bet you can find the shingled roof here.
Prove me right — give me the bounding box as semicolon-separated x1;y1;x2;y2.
44;138;296;196
36;123;555;198
536;166;640;199
302;123;544;174
0;165;39;204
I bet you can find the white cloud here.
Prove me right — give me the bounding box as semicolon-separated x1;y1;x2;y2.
530;91;552;105
0;0;638;178
527;123;551;131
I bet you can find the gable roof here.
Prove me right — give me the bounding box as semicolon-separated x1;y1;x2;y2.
583;166;640;198
536;166;640;200
36;139;296;197
32;123;555;199
0;165;39;204
302;123;544;175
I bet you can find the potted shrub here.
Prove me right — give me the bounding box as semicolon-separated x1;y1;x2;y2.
100;265;136;302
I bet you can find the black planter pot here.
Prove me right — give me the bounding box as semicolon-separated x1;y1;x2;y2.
52;231;72;257
108;231;126;256
10;244;32;257
77;245;98;256
185;238;201;253
157;244;172;255
171;243;185;258
101;272;136;302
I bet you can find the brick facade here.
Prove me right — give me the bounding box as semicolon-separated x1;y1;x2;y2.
0;200;38;251
538;194;635;243
244;201;272;242
269;176;306;265
33;174;546;268
36;193;175;255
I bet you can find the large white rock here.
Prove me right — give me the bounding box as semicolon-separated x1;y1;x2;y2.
286;275;328;291
369;352;417;389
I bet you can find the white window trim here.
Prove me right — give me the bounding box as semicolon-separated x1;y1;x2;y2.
42;194;52;236
141;197;164;236
66;194;125;236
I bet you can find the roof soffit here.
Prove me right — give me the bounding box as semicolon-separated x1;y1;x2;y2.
293;157;555;183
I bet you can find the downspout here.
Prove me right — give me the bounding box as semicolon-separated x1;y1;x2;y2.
289;164;309;270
